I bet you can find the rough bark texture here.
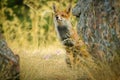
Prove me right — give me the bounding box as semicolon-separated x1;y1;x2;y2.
0;33;20;80
72;0;120;61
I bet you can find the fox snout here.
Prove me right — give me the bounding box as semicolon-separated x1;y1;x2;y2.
55;15;62;21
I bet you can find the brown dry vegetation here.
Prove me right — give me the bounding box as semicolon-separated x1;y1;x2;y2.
12;44;119;80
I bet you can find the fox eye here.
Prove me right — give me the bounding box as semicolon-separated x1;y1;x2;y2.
61;14;65;17
56;16;59;19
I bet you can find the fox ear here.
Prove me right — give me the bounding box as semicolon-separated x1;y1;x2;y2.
66;3;72;14
53;3;57;13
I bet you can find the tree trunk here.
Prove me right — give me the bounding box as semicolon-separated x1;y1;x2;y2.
72;0;120;61
0;33;20;80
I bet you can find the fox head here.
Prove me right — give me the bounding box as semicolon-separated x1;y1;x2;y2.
53;3;72;27
53;3;74;46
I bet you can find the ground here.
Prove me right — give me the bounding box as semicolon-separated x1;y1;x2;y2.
11;44;120;80
17;45;78;80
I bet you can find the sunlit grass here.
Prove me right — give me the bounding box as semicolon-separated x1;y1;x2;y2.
18;45;76;80
10;44;120;80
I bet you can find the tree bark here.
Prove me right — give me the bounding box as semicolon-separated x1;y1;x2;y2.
72;0;120;61
0;33;20;80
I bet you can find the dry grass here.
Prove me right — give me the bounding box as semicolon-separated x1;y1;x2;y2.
17;45;77;80
11;44;120;80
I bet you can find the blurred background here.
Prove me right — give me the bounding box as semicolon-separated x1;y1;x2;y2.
0;0;77;49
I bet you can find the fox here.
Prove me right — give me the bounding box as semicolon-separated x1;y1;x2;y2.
52;3;92;68
53;3;78;47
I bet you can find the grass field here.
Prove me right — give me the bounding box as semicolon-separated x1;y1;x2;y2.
11;43;120;80
16;45;77;80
